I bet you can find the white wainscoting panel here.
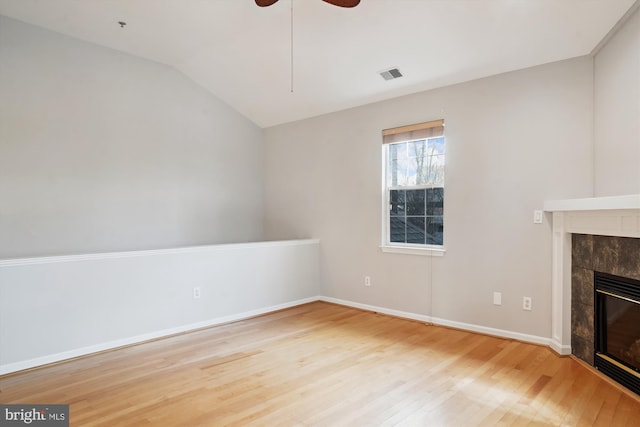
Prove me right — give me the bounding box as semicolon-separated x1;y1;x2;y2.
0;240;320;374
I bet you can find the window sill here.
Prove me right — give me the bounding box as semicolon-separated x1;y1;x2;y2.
380;245;446;256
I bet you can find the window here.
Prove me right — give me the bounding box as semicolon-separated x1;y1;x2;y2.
382;120;445;254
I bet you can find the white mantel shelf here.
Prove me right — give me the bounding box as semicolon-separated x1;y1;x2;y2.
545;194;640;357
544;194;640;212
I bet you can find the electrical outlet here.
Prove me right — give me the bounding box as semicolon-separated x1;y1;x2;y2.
364;276;371;287
493;292;502;306
523;296;532;311
193;287;201;299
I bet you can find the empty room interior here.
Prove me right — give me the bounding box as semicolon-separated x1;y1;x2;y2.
1;0;640;425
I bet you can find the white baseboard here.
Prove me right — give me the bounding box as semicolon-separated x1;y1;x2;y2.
319;296;552;348
0;296;319;376
549;339;572;355
319;296;433;323
430;316;551;347
1;295;559;375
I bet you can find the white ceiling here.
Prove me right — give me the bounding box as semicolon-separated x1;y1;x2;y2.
0;0;636;128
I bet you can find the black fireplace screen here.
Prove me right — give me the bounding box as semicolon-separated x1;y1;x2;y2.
595;272;640;394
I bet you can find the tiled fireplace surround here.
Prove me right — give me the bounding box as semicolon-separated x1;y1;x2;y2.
571;234;640;365
545;194;640;364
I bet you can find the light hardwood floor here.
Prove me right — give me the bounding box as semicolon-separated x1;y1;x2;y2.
2;301;640;426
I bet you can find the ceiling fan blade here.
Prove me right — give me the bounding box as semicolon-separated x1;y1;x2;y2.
322;0;361;7
255;0;279;6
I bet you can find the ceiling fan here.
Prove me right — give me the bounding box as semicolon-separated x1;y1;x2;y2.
256;0;360;92
256;0;360;7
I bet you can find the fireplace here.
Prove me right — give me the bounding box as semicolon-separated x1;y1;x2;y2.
570;234;640;393
545;194;640;393
595;271;640;394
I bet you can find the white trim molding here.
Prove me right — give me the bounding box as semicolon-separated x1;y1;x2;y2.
544;194;640;212
319;296;551;348
430;316;551;348
0;239;321;267
320;296;433;323
379;245;445;257
0;297;320;376
1;290;558;375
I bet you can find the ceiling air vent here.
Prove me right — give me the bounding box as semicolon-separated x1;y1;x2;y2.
379;68;403;81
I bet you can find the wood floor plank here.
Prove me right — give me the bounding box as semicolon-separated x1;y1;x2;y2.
2;301;640;426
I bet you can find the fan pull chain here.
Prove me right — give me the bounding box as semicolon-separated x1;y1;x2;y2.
290;0;294;93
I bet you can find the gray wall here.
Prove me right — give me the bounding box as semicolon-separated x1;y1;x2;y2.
5;5;635;342
0;16;264;259
594;6;640;196
263;57;594;338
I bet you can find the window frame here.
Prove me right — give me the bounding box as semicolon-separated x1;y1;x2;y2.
380;131;446;257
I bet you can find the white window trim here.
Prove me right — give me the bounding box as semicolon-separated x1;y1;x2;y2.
379;244;446;256
380;142;446;256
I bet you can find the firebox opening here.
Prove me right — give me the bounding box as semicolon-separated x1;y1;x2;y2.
595;271;640;394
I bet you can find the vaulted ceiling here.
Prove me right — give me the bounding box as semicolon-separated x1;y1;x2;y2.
0;0;636;127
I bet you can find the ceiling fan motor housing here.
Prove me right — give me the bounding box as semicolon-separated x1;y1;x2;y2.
255;0;360;8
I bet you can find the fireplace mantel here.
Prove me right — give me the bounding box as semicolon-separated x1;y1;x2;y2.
543;194;640;356
544;194;640;212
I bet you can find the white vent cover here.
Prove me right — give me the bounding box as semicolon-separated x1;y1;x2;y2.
379;68;403;80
